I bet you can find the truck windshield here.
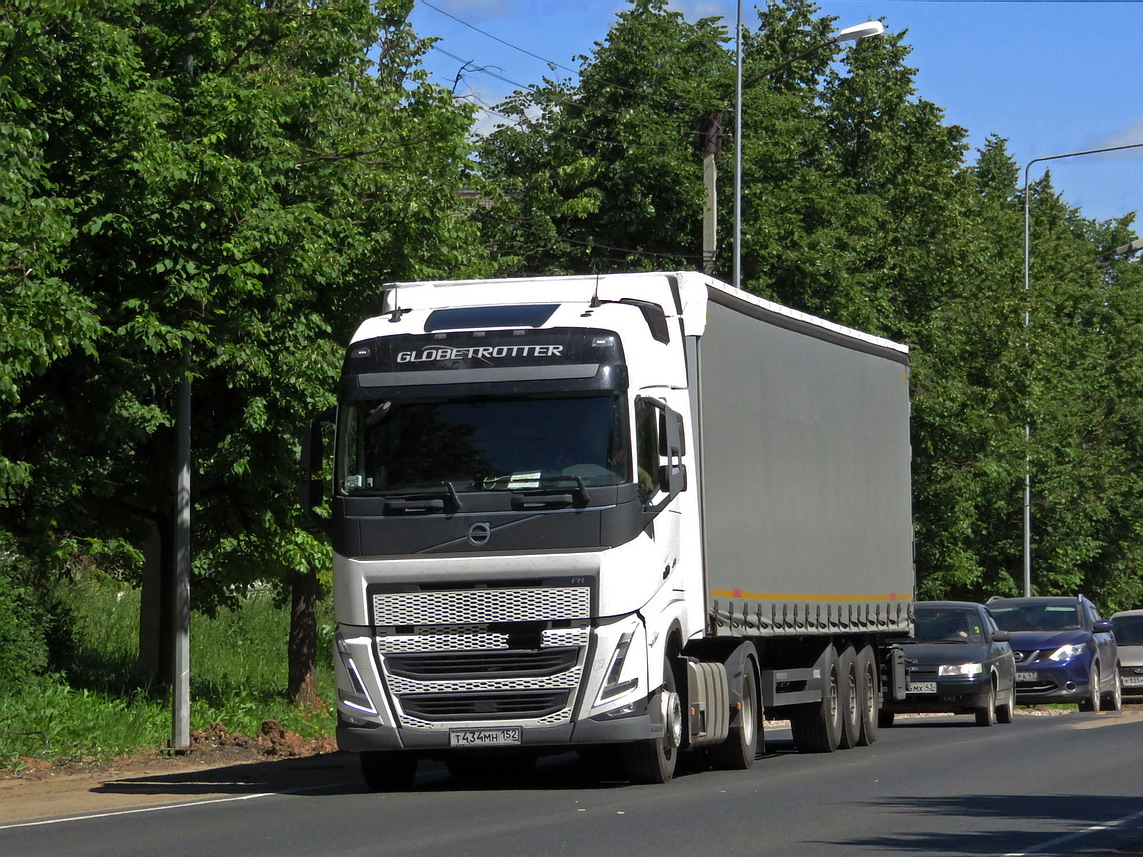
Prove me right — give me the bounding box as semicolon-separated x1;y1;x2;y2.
337;393;629;495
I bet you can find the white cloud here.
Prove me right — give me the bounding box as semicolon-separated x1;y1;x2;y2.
1093;118;1143;156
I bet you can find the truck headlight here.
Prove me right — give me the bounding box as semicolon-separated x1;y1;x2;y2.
601;630;639;700
938;663;983;677
336;638;378;714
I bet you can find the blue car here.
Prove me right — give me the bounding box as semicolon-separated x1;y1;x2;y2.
987;595;1121;711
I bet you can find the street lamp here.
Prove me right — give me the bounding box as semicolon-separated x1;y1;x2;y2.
1021;141;1143;596
732;11;884;288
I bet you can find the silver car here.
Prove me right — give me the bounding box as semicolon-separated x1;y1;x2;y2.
1111;609;1143;702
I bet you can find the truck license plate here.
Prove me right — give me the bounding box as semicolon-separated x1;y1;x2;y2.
449;727;522;747
1016;672;1036;682
907;682;937;694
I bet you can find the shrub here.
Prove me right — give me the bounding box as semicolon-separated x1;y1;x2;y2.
0;547;76;690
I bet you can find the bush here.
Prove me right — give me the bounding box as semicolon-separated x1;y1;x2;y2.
0;555;53;688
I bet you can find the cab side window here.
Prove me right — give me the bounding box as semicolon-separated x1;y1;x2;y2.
635;399;662;502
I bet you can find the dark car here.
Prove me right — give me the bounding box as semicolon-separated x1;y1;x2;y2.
987;595;1121;711
1111;610;1143;702
880;601;1016;727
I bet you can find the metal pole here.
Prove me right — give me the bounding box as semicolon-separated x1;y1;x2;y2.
733;0;743;290
1021;141;1143;597
174;352;191;750
730;19;881;292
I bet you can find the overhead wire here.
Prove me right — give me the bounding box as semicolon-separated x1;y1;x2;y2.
416;1;737;121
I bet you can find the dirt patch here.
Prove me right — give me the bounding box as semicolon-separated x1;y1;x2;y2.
0;721;344;826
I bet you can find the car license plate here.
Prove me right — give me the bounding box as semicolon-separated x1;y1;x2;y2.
1016;672;1036;682
1122;676;1143;687
449;727;522;747
907;682;937;694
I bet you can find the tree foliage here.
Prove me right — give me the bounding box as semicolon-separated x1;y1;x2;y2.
0;0;488;697
475;0;1143;612
3;0;1143;713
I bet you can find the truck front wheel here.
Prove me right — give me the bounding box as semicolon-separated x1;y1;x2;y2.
622;656;682;784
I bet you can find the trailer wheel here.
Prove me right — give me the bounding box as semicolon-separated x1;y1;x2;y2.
838;646;861;750
856;645;879;746
709;661;761;770
790;646;842;753
622;655;682;784
360;751;418;792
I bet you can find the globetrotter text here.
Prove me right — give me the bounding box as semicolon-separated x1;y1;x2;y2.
396;345;566;363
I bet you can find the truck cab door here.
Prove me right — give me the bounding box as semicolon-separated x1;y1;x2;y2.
635;396;687;587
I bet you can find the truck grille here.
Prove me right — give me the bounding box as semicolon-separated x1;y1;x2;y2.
385;647;579;680
369;585;592;730
372;586;590;626
401;690;571;721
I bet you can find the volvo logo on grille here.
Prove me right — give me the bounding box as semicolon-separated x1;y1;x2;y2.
467;522;492;546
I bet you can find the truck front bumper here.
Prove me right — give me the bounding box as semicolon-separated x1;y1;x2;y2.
337;690;664;752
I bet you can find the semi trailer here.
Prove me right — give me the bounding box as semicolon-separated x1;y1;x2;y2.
301;271;914;788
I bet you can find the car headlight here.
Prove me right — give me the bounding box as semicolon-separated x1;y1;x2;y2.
938;663;983;677
1048;643;1086;662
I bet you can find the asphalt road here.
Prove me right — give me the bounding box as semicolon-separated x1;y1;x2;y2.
5;710;1143;857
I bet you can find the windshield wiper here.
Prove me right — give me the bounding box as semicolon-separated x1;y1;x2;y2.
382;482;463;514
510;476;593;509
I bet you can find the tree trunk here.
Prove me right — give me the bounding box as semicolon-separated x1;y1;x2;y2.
139;514;175;688
287;567;321;706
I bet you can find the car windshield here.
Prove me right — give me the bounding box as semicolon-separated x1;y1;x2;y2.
336;393;629;495
909;609;985;644
990;603;1082;632
1112;615;1143;646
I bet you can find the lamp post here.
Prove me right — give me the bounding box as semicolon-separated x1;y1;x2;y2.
731;12;883;288
1021;141;1143;596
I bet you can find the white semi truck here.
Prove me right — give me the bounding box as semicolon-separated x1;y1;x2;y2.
301;271;914;788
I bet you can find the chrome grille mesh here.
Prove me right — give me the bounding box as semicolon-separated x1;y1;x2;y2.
369;586;591;730
371;586;590;626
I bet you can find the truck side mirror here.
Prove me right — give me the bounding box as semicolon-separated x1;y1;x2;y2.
300;408;335;526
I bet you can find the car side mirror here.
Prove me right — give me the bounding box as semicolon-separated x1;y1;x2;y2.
1094;619;1113;633
991;630;1011;643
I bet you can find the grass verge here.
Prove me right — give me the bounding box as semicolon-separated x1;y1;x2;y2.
0;576;336;770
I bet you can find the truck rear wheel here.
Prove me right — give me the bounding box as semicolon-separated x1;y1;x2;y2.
790;646;842;753
622;655;682;784
360;751;418;792
856;645;879;746
708;661;761;770
838;646;861;750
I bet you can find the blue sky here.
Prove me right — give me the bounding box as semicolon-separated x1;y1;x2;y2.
407;0;1143;227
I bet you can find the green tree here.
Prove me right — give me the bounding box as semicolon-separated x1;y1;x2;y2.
0;0;487;702
477;0;728;274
